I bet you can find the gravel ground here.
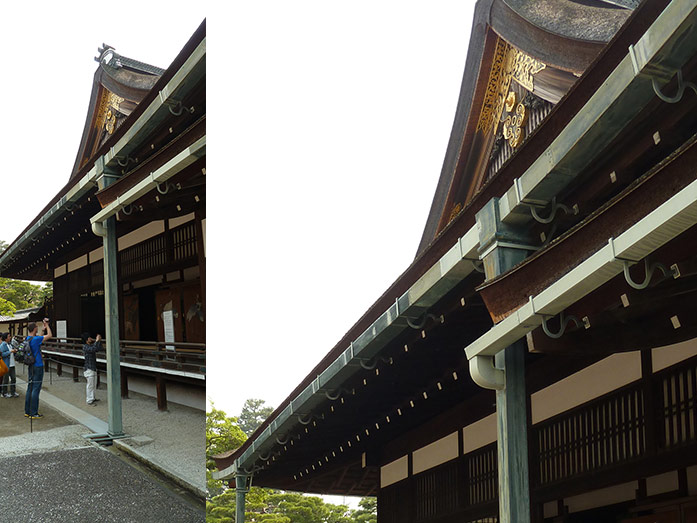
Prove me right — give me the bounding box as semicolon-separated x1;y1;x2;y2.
0;425;90;457
6;365;205;496
0;446;203;522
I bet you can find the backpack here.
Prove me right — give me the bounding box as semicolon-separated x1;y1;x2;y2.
20;336;35;366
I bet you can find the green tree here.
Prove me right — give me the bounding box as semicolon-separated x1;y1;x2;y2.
265;492;351;523
0;296;16;316
0;241;52;311
207;402;247;497
207;401;359;523
351;497;377;523
0;278;48;310
239;398;274;436
39;282;53;303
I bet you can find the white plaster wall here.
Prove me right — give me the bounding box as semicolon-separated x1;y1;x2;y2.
531;351;642;424
646;470;679;497
653;338;697;373
412;432;458;475
89;246;104;263
169;212;194;229
118;221;165;251
67;254;88;273
380;455;408;488
463;413;497;453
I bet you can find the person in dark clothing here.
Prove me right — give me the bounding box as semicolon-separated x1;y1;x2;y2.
81;332;103;405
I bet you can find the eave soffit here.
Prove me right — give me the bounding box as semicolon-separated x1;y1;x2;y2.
415;0;635;258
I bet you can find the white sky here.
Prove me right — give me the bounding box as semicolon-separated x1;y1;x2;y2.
0;0;476;449
211;1;476;420
0;3;205;245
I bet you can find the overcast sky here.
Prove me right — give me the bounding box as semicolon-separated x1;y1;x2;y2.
0;1;476;429
0;3;205;245
214;1;476;421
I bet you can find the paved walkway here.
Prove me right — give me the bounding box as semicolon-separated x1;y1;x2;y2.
1;364;205;500
0;446;203;522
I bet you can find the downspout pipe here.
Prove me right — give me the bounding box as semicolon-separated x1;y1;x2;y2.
91;221;107;237
469;355;505;390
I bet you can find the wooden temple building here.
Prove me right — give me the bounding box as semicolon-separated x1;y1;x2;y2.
214;1;697;522
0;22;206;423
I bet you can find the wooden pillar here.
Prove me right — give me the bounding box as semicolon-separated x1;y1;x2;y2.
641;349;658;455
495;341;531;521
235;473;250;523
476;197;532;523
195;209;206;310
73;366;79;382
57;363;62;376
155;375;167;411
121;370;129;398
96;166;124;437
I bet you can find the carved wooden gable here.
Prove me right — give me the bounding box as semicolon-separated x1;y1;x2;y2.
437;35;564;234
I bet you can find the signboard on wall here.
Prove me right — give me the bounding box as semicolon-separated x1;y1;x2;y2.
57;320;67;343
163;310;175;351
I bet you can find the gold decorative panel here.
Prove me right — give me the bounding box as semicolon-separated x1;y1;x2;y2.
476;39;513;135
502;94;529;148
509;50;546;91
95;90;125;135
476;39;546;135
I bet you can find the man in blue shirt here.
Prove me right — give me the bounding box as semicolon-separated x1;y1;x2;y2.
24;318;52;419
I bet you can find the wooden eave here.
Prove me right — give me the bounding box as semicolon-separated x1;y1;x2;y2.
95;103;205;210
476;62;697;324
215;2;672;495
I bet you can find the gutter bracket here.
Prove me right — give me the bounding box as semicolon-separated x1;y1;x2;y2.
541;311;582;339
622;258;674;290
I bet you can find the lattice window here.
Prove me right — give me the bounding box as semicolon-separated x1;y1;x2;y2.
657;361;697;449
466;443;498;506
535;383;645;485
415;460;460;521
172;221;197;262
119;234;167;279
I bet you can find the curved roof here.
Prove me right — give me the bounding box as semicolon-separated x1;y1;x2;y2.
69;47;163;179
415;0;636;256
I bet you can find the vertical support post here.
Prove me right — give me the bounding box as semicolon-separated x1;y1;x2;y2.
495;341;530;521
195;210;206;313
94;163;124;438
235;472;249;523
641;349;657;455
104;213;124;436
475;198;534;523
121;370;129;398
155;375;168;411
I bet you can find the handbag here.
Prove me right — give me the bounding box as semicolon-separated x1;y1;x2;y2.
0;358;8;378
